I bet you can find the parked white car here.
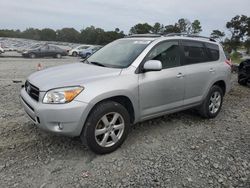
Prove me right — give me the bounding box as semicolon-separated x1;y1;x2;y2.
0;47;4;54
68;45;92;56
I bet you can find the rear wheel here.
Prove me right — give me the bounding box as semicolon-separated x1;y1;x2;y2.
81;101;130;154
199;85;223;118
29;53;36;58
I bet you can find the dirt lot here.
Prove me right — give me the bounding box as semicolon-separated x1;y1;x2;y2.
0;56;249;188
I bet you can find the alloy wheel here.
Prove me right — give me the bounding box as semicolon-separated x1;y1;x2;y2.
209;91;221;114
95;112;125;147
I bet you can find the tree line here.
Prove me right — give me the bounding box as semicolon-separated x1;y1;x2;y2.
0;15;249;53
0;27;125;45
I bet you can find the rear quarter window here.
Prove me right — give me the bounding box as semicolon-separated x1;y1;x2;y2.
205;43;220;61
182;41;209;65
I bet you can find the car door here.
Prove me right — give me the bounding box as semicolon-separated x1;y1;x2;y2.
40;45;50;57
180;40;218;105
139;40;185;119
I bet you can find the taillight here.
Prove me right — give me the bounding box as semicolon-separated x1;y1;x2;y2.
225;59;232;68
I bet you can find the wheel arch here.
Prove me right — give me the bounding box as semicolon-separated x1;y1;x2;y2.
87;95;136;124
212;80;226;95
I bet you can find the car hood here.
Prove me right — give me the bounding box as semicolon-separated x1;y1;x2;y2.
28;63;122;91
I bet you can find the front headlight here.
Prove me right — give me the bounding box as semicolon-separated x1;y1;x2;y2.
43;86;84;104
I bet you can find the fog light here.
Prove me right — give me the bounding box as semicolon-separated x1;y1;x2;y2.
58;123;63;130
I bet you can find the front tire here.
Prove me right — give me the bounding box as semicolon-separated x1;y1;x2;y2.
56;53;62;58
199;85;223;118
72;51;77;57
81;101;130;154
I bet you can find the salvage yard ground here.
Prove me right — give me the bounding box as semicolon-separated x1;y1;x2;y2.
0;56;249;187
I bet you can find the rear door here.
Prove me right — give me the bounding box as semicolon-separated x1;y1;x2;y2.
139;40;185;118
180;40;219;105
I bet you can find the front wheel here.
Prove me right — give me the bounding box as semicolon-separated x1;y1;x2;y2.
56;53;62;58
81;101;130;154
198;85;223;118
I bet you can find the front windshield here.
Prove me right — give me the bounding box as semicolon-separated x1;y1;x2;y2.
87;39;152;68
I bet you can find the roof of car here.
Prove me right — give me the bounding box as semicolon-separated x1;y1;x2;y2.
125;33;219;44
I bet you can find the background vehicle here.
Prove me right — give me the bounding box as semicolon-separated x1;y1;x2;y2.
20;34;231;154
238;59;250;85
79;45;102;58
0;46;4;54
22;44;67;58
68;45;92;56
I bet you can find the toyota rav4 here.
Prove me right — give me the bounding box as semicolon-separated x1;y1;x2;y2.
20;34;231;154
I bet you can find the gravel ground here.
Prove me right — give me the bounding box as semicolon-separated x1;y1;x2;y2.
0;57;249;188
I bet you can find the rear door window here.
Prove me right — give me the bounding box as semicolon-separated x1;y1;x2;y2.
205;43;220;61
182;40;209;65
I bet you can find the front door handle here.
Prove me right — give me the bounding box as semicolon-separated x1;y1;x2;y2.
176;73;184;78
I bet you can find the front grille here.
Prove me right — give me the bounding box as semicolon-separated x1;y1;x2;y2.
25;81;39;101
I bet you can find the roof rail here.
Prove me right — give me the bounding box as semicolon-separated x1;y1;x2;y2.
125;34;162;38
165;33;216;42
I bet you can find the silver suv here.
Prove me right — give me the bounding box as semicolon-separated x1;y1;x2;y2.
20;34;231;154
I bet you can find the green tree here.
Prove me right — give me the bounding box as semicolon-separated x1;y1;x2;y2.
129;23;153;34
164;24;181;34
152;22;164;33
80;26;105;44
245;39;250;54
226;15;249;51
176;18;191;33
173;18;202;34
40;28;56;41
0;29;21;38
56;28;80;42
210;30;225;42
191;20;202;34
22;28;41;40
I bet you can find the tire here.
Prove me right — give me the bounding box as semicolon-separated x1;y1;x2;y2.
238;73;247;86
81;101;130;154
56;53;62;58
198;85;223;119
29;53;36;58
72;51;77;57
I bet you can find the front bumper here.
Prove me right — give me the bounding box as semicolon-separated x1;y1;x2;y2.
20;88;92;137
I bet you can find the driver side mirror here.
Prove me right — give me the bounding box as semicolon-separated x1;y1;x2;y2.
143;60;162;72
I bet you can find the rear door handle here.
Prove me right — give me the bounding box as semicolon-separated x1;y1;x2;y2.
209;68;215;73
176;73;184;78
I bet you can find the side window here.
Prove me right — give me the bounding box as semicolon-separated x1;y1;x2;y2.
146;41;181;69
79;46;89;50
182;41;209;65
205;43;220;61
49;46;55;50
41;45;49;50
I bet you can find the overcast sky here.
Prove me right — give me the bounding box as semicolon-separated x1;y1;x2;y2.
0;0;249;36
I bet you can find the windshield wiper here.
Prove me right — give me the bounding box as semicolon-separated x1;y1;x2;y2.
89;61;106;67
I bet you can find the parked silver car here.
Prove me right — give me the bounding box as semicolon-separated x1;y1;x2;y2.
20;34;231;154
68;45;92;56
